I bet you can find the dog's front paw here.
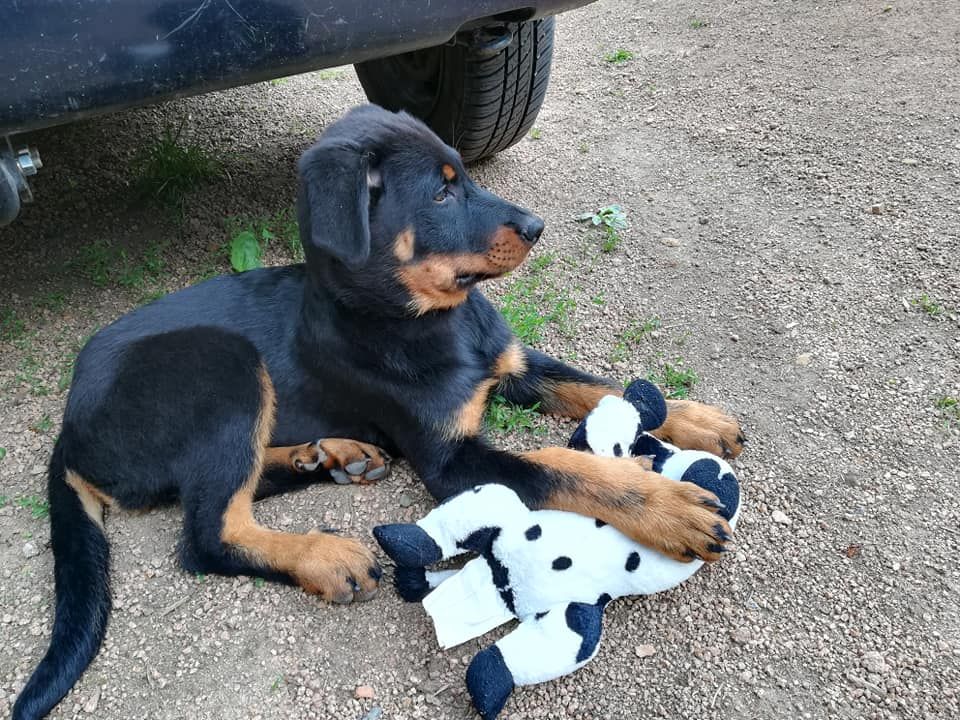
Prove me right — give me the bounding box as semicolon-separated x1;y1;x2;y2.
655;400;745;459
645;480;732;563
292;532;382;603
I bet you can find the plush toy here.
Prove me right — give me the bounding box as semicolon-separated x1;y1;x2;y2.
373;380;741;719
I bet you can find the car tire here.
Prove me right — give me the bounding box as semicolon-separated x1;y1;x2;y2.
355;17;555;163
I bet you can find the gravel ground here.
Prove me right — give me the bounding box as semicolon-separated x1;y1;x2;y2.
2;1;959;719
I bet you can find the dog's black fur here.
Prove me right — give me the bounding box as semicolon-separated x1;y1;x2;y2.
13;105;742;720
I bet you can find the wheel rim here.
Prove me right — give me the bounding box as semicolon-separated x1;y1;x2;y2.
372;47;445;118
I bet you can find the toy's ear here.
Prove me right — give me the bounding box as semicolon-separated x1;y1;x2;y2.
622;379;668;430
297;140;380;269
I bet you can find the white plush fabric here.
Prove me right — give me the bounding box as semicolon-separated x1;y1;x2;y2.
376;390;741;719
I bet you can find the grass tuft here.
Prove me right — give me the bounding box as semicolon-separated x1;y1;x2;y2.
577;204;629;253
485;395;543;434
648;361;699;399
610;317;662;363
604;49;634;63
497;252;575;345
133;123;219;208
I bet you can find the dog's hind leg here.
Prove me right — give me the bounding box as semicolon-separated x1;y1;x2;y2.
178;366;381;603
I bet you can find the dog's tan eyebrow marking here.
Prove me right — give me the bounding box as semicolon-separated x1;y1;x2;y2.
442;164;457;181
393;227;416;262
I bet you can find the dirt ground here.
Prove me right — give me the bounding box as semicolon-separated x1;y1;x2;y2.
2;1;959;718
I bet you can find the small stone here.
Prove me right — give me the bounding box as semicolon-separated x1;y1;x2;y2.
634;644;656;658
861;651;888;674
398;492;415;509
868;203;885;215
660;237;681;247
772;510;791;525
355;685;375;700
22;542;40;558
901;158;918;166
731;627;752;645
83;687;100;713
795;353;813;366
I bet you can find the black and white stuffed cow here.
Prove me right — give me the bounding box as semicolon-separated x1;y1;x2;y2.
373;379;741;720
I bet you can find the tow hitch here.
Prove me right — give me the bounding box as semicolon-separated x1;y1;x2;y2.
1;140;42;227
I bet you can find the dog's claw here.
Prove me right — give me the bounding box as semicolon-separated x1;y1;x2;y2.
345;459;369;475
330;469;352;485
364;465;387;481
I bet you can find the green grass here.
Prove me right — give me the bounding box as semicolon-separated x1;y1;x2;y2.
1;308;27;342
268;77;291;86
254;577;265;588
15;355;49;397
499;259;576;345
227;209;301;272
17;495;50;520
36;292;67;314
133;124;219;208
577;204;629;253
316;69;346;81
31;415;54;434
690;18;710;29
529;127;542;140
0;448;6;462
73;239;167;290
604;49;634;63
912;293;943;317
936;396;959;426
485;395;543;434
648;362;699;399
610;317;662;363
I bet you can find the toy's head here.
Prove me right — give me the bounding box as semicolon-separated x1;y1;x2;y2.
568;379;667;455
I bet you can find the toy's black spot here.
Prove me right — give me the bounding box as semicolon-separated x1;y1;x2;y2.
535;611;549;620
525;524;542;541
625;552;641;572
472;485;482;493
457;527;515;613
552;556;572;571
595;519;607;528
613;443;623;457
596;593;612;607
565;602;604;663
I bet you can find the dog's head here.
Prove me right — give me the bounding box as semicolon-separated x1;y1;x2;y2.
297;105;544;315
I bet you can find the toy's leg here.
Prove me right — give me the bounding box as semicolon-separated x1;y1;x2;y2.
466;600;607;720
392;567;456;602
373;483;530;567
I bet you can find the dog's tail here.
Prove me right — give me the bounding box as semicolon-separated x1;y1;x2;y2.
12;438;111;720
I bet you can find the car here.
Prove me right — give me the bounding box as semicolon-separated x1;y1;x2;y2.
0;0;597;226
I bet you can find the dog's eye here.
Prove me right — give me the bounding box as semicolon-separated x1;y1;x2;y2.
433;184;449;203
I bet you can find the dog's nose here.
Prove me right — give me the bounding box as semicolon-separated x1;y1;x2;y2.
516;216;545;245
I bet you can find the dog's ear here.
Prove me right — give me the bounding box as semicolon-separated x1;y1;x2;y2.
297;141;380;268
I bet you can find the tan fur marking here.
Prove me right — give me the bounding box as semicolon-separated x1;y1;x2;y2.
393;228;415;262
221;369;378;599
522;447;731;563
442;164;457;181
397;227;532;315
539;381;622;419
65;470;113;529
494;340;527;378
444;377;498;440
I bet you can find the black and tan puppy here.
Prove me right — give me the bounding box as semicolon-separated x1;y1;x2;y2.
13;105;743;720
